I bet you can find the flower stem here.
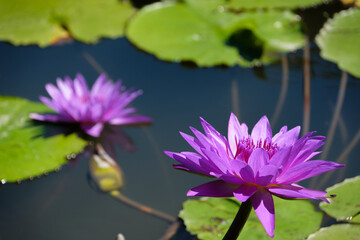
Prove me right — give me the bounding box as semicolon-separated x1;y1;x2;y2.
109;190;176;224
223;199;252;240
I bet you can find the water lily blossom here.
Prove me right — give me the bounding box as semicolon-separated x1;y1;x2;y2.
30;73;151;137
164;113;344;237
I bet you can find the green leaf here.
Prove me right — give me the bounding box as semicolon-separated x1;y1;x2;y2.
316;8;360;77
0;0;135;47
307;224;360;240
319;176;360;223
0;96;87;182
126;1;305;67
227;0;326;10
179;197;323;239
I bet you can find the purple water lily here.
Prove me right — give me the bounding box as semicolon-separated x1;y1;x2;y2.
165;113;343;237
30;73;151;137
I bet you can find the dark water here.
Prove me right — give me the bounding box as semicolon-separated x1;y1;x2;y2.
0;24;360;240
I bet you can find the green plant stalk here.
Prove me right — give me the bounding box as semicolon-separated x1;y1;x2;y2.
223;199;252;240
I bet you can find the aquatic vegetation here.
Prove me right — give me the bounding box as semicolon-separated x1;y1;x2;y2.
316;7;360;77
179;197;323;240
30;73;152;137
0;0;135;46
0;96;86;182
126;0;305;67
165;113;344;237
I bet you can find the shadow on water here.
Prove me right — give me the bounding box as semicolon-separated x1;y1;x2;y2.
225;29;264;62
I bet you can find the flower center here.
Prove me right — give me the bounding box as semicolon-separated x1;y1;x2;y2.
233;137;278;162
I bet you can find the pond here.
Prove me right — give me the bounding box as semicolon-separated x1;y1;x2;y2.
0;1;360;240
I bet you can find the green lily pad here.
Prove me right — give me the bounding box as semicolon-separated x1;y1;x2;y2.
319;176;360;223
126;1;305;67
315;8;360;77
307;224;360;240
0;96;87;182
179;197;323;239
228;0;326;10
0;0;135;47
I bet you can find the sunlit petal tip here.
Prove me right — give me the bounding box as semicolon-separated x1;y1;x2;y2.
187;189;198;196
251;115;272;142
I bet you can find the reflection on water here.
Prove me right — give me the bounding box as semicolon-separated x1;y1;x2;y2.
0;25;360;240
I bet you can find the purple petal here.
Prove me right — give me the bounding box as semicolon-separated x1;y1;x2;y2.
74;74;89;99
217;174;245;185
180;132;208;156
39;96;61;112
230;160;254;183
109;116;152;125
91;73;107;96
276;160;344;185
248;148;269;174
81;122;104;137
56;78;73;100
228;113;249;158
268;146;292;169
291;183;330;202
45;83;62;102
189;127;213;151
272;126;287;142
199;118;230;161
187;180;237;197
200;148;230;173
255;165;279;186
29;113;70;122
250;189;275;238
272;126;300;148
251;116;272;143
268;184;328;202
233;184;258;202
290;136;325;167
164;151;212;176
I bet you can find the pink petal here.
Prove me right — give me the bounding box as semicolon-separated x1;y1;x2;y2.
250;189;275;238
276;160;344;185
228;113;249;158
187;180;237;197
233;184;258;202
272;126;300;147
251;116;272;143
248;148;269;174
81;122;104;137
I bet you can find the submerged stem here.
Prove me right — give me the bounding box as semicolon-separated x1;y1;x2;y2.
223;199;252;240
109;190;176;224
